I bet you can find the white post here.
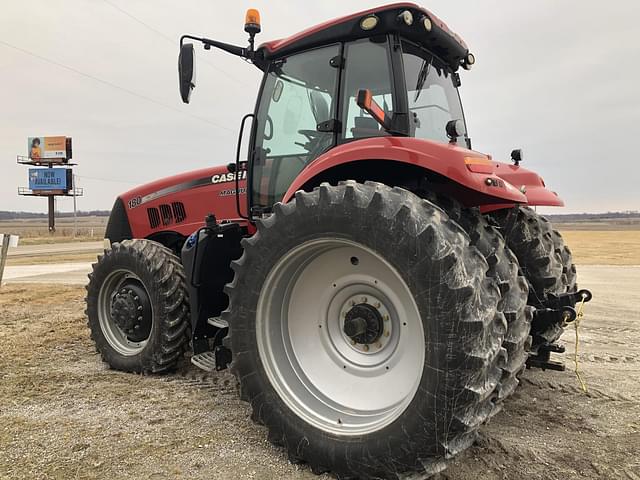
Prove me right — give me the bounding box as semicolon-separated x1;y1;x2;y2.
0;234;10;287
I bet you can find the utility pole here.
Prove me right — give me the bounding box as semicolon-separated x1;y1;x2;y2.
73;173;78;238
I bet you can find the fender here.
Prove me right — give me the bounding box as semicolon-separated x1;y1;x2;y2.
491;162;564;208
283;137;527;206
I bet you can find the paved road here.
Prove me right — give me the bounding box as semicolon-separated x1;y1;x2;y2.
7;241;103;257
3;262;93;284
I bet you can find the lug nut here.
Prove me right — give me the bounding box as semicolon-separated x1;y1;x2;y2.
350;339;356;345
138;316;143;322
138;306;143;311
376;342;382;349
374;302;381;308
134;296;139;301
363;345;369;352
361;296;368;303
384;330;390;337
383;314;389;321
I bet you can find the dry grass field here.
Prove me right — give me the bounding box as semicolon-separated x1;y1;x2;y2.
0;216;107;245
1;226;639;479
561;230;640;265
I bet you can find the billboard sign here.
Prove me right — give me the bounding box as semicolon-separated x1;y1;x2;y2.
28;168;72;193
28;136;71;161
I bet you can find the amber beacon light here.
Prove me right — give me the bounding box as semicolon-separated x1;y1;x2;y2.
245;9;261;34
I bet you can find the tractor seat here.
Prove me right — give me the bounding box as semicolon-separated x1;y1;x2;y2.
310;91;330;123
351;116;384;138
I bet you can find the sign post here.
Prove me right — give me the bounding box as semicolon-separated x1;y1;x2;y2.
17;136;82;233
0;234;19;287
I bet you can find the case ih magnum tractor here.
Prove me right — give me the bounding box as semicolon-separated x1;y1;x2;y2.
87;4;591;478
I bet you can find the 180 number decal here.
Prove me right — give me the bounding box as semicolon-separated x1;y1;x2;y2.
128;196;142;209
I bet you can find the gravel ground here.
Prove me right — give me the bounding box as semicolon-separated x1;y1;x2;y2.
1;265;639;479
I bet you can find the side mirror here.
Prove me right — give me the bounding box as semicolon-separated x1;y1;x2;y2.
178;43;196;104
356;89;390;131
446;119;466;142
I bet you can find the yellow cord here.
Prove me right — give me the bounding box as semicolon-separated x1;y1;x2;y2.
573;294;588;393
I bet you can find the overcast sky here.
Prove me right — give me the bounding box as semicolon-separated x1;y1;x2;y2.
1;0;639;214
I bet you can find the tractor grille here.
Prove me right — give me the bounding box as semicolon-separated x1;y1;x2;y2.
159;204;173;226
172;202;186;223
147;202;187;229
147;207;161;229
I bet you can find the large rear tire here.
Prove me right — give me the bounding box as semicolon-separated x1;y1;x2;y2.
224;182;506;479
421;194;532;402
86;239;190;373
489;207;574;348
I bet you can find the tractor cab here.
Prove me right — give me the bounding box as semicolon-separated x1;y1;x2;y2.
250;32;471;211
178;3;479;216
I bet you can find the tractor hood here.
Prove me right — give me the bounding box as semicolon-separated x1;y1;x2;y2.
108;165;248;243
120;165;233;207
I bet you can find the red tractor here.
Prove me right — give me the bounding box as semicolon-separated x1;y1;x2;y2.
87;4;591;478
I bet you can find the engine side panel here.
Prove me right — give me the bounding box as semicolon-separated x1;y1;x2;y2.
111;166;248;243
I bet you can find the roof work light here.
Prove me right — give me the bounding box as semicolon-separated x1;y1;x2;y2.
360;15;379;31
398;10;413;26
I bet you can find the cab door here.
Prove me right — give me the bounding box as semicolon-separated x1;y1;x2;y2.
249;44;341;213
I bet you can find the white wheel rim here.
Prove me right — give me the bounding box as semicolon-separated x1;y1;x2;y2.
256;238;425;435
97;269;152;356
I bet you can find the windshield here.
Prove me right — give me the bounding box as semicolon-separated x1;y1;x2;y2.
401;40;467;146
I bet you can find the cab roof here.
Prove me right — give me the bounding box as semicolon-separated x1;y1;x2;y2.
257;3;470;70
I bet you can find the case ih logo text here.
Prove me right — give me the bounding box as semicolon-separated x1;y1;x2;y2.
211;171;246;184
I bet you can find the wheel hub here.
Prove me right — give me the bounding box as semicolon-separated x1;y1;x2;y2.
343;303;383;345
109;282;151;342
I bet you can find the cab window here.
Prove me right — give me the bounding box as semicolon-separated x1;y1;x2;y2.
341;38;394;140
401;40;467;145
252;44;341;209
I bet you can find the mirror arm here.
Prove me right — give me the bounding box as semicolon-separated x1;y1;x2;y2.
180;34;253;60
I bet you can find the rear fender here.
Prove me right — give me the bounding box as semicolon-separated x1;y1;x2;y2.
282;137;527;206
492;162;564;207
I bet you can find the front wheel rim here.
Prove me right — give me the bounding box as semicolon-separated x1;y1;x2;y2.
97;269;153;356
256;238;425;436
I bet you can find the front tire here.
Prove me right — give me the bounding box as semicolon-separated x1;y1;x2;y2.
224;182;506;479
86;239;190;373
